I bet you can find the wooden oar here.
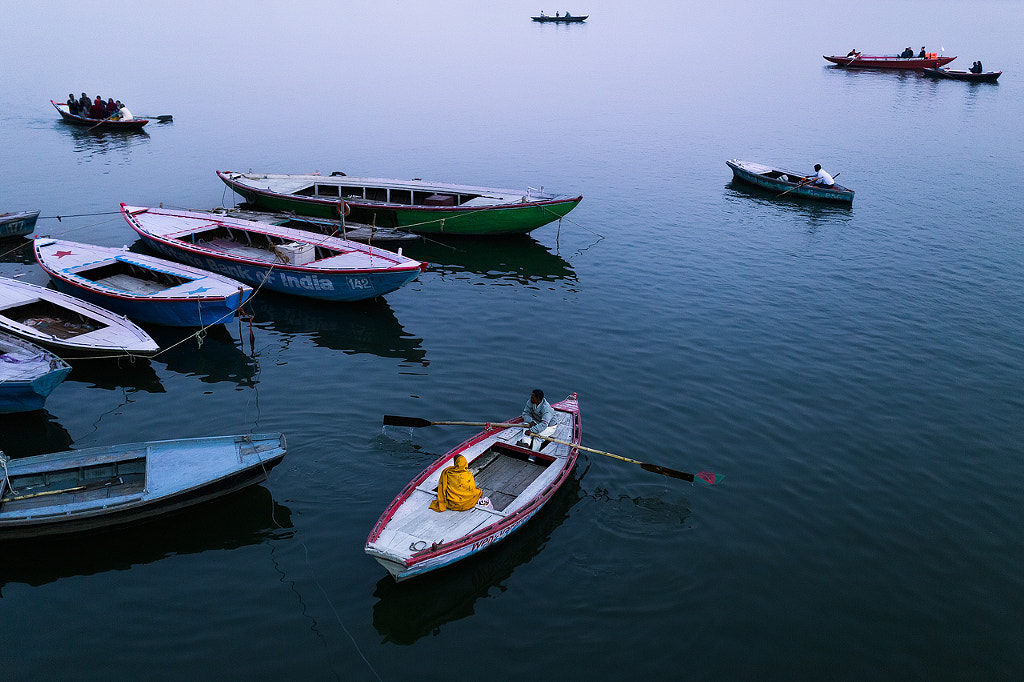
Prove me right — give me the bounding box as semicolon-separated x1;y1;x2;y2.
138;114;173;122
382;415;716;484
775;171;840;198
87;114;116;131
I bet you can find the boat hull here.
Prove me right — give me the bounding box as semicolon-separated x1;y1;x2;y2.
922;68;1001;82
50;100;149;130
727;159;854;204
531;15;587;22
824;55;956;69
0;211;40;239
0;332;71;413
218;171;583;236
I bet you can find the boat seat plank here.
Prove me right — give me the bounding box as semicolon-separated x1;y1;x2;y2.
6;450;146;476
96;274;175;295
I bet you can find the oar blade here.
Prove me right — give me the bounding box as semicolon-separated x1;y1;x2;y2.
640;462;695;482
382;415;434;428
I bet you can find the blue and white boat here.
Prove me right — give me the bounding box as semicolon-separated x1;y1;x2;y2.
0;331;71;413
34;238;253;327
121;204;427;302
0;210;40;239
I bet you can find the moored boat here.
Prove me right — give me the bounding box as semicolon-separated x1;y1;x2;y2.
366;393;581;581
531;13;587;22
34;238;253;327
217;171;583;236
0;211;40;239
0;331;71;413
0;276;159;358
121;204;426;302
0;433;286;539
824;53;956;70
727;159;854;204
922;67;1001;82
50;100;149;130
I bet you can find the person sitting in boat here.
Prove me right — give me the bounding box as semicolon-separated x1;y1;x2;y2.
970;61;984;74
67;93;80;115
78;92;91;115
429;454;484;512
808;164;835;187
900;47;914;58
105;98;118;116
520;388;556;451
918;47;927;58
846;49;859;57
88;95;107;119
111;101;133;121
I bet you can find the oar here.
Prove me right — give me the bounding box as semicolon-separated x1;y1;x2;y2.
138;114;173;122
775;171;840;198
384;416;523;429
844;52;861;66
87;113;115;131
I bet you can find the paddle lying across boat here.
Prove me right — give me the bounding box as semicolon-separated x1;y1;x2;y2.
824;53;956;69
121;204;426;302
922;67;1001;83
0;433;286;539
217;171;583;236
34;238;253;327
727;159;854;204
0;331;71;413
50;100;149;130
0;276;159;358
366;393;581;582
0;211;40;239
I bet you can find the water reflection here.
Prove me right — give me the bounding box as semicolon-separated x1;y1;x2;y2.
0;238;34;265
0;486;292;596
724;180;855;228
246;293;427;365
371;473;583;645
147;324;257;387
405;235;578;289
66;356;164;393
55;121;151;158
0;409;73;456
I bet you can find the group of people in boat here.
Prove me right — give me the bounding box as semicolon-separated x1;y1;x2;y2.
969;61;985;73
900;46;929;58
538;11;573;17
65;92;133;121
428;389;557;513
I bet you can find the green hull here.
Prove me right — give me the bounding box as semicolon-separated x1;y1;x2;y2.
223;179;581;236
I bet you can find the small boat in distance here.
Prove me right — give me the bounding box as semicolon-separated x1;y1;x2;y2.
217;171;583;236
122;204;426;302
0;433;286;539
34;238;253;327
0;211;40;239
922;67;1001;83
531;12;587;23
0;331;71;413
366;393;581;582
50;100;149;130
824;53;956;70
727;159;854;204
0;276;159;358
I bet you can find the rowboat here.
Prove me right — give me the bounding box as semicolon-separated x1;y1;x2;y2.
0;276;159;358
727;159;855;204
922;67;1001;83
217;171;583;236
210;207;420;244
366;393;581;581
0;433;286;539
531;14;587;23
50;100;149;130
0;211;39;239
823;54;956;69
34;238;253;327
121;205;426;302
0;331;71;413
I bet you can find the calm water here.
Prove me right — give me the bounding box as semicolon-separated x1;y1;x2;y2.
2;1;1023;679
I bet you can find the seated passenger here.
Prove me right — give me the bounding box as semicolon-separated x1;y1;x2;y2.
429;454;483;512
970;61;983;73
105;98;118;116
78;92;91;115
900;47;913;58
67;93;79;115
88;95;106;119
918;47;926;58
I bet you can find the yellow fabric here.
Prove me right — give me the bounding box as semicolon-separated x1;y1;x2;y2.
429;454;483;512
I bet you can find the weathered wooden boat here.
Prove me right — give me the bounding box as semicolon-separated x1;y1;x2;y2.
366;393;581;581
121;204;426;302
217;171;583;236
0;276;159;358
0;331;71;413
531;13;587;22
50;100;149;130
34;238;253;327
0;433;286;539
727;159;854;204
210;207;419;244
823;54;956;70
922;67;1001;83
0;211;40;239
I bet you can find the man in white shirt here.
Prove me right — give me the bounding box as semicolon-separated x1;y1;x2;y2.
809;164;835;186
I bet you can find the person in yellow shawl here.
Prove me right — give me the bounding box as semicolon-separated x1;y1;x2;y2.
429;454;484;512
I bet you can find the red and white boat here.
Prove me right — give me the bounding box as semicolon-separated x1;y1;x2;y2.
366;393;581;582
824;53;956;70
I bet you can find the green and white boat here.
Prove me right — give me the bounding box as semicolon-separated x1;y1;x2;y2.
217;171;582;236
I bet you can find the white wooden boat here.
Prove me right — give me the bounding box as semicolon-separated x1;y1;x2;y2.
34;238;253;327
0;331;71;413
0;276;159;358
121;204;426;302
0;433;286;539
366;394;581;581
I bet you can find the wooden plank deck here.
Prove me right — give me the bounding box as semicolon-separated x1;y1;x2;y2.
97;273;175;295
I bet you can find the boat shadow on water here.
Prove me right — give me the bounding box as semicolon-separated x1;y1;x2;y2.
370;469;585;645
725;180;855;225
0;409;73;457
0;485;292;596
146;323;258;387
